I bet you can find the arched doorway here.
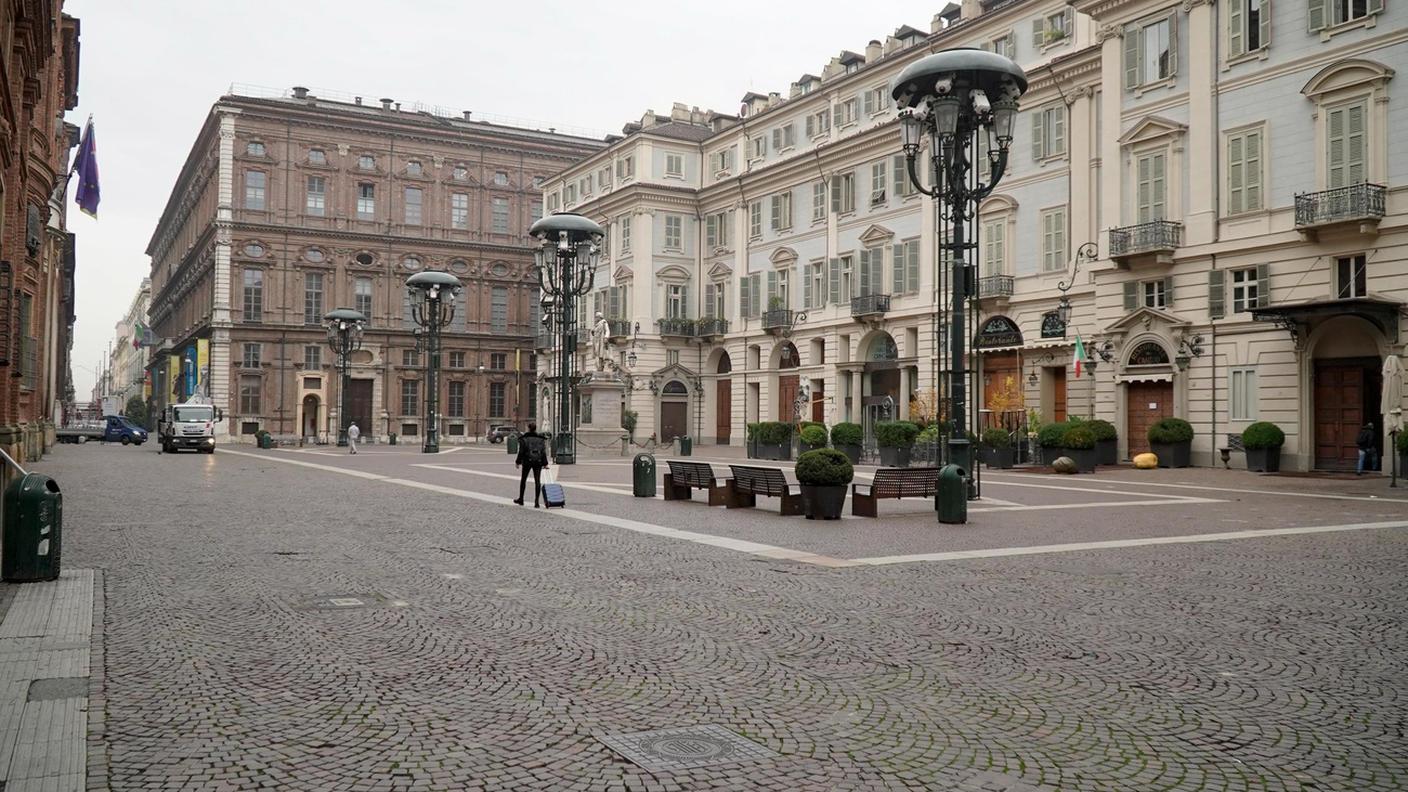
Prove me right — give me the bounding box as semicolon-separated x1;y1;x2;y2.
301;394;320;440
860;332;900;444
714;351;733;444
1309;316;1383;471
775;342;800;422
659;380;690;443
1123;340;1173;458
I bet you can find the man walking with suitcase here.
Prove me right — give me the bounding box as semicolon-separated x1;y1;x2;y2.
514;423;549;507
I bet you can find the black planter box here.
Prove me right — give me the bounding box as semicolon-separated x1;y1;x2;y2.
1066;446;1098;473
799;441;824;455
1039;445;1063;466
1096;438;1118;466
747;438;758;458
800;485;847;520
879;446;912;468
758;443;790;461
1151;440;1192;468
982;446;1016;469
836;444;861;465
1245;446;1282;472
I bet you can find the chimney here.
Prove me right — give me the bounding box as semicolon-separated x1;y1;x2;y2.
354;96;363;105
865;39;882;62
380;97;393;110
291;86;309;100
463;110;473;121
394;102;401;112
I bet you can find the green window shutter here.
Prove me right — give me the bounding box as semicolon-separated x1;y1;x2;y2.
609;286;621;319
831;176;842;213
1245;131;1262;210
805;115;815;138
862;90;874;116
1259;0;1271;46
803;267;813;308
1032;17;1046;48
829;257;840;305
1123;281;1138;311
1229;0;1244;57
1005;32;1016;54
1167;13;1179;77
1308;0;1326;30
1052;106;1065;156
1163;276;1175;306
892;244;905;294
1208;269;1226;319
703;284;715;318
1031;110;1045;161
1124;25;1141;89
907;242;920;293
1327;107;1345;188
770;196;781;231
740;274;752;318
1346;103;1366;185
1137;156;1152;223
1228;135;1245;214
892;155;906;197
1255;263;1269;307
1152;154;1167;220
766;270;777;305
772;128;782;149
856;251;869;297
1367;0;1383;12
832;103;843;128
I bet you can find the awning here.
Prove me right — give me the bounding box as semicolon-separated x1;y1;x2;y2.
1116;371;1174;384
1251;296;1403;344
1025;338;1072;350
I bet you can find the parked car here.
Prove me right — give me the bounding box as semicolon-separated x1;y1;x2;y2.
486;424;518;443
57;414;148;445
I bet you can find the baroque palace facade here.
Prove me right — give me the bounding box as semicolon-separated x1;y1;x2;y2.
147;89;602;443
541;0;1406;471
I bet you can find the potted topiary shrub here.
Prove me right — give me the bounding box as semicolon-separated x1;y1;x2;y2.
796;448;854;520
1148;417;1194;468
745;423;760;458
831;422;863;464
1241;421;1286;472
875;420;920;467
1036;421;1068;465
755;421;793;460
1087;419;1118;465
981;427;1015;469
1061;425;1098;473
799;424;828;453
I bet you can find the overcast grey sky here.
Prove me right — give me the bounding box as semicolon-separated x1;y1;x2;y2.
65;0;929;396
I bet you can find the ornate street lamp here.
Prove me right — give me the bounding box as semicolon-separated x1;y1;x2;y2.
323;308;367;446
893;49;1027;495
530;212;605;465
406;271;463;454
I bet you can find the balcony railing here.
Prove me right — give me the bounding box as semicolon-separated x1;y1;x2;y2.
1294;183;1385;230
1109;220;1182;258
656;317;696;338
535;330;555;350
977;275;1014;299
851;293;891;318
606;318;632;341
696;318;729;338
762;309;794;333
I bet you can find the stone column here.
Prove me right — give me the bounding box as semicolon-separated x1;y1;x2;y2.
1184;0;1216;244
1098;26;1125;236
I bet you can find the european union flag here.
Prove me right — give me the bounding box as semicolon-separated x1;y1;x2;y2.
72;117;100;217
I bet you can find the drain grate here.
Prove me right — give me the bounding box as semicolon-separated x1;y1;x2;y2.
597;725;779;773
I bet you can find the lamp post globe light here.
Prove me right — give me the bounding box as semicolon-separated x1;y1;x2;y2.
405;270;463;454
324;308;368;446
892;48;1026;511
530;211;605;465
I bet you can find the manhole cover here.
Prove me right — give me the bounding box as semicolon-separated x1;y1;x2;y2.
597;725;778;773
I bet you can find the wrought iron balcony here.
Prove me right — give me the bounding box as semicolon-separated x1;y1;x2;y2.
656;317;697;338
1294;183;1385;234
534;330;555;350
977;275;1014;299
696;318;729;339
1109;220;1182;261
851;293;891;319
606;319;632;342
762;309;794;333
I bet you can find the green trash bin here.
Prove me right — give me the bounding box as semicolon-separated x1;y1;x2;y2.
389;432;398;446
2;473;62;582
936;464;967;524
506;433;519;455
633;453;657;497
679;436;693;456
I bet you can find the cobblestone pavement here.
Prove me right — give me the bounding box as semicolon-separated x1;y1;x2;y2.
35;444;1408;791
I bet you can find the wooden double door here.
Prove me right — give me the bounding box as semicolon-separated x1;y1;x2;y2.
1126;381;1173;457
346;379;373;434
716;379;731;444
1314;360;1381;471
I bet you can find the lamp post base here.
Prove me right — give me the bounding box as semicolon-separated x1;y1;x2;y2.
423;441;439;454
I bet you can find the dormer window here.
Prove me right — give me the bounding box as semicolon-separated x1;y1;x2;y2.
246;141;265;157
406;160;423;176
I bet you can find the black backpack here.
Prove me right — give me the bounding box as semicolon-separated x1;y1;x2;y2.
522;435;548;466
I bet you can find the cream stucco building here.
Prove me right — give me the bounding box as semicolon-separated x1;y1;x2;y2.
540;0;1406;471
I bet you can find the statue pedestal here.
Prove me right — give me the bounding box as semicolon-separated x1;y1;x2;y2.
575;372;627;459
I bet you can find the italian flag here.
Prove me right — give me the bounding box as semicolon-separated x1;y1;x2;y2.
1072;335;1087;378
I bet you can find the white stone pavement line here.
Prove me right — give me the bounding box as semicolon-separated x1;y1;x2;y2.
968;497;1223;513
220;449;857;567
854;519;1408;566
0;569;93;792
981;472;1408;503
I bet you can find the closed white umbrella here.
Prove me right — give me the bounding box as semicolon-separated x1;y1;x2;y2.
1384;353;1404;432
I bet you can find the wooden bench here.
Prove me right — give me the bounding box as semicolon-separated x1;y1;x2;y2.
726;465;804;516
663;460;733;506
852;467;941;517
1218;433;1245;469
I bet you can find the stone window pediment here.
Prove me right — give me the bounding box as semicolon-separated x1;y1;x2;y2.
858;224;895;245
769;246;798;268
1118;116;1189;146
656;264;692;282
612;265;634;282
979;194;1018;214
1301;58;1394;99
707;262;734;280
1103;306;1190;338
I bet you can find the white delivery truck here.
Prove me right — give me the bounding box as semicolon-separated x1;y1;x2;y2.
158;395;221;454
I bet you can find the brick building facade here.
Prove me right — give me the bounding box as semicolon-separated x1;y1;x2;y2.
146;89;602;442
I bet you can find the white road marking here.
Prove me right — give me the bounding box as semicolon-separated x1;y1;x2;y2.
981;472;1408;503
854;519;1408;565
968;497;1222;513
412;464;659;499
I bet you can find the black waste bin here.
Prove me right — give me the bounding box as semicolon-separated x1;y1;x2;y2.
389;432;398;446
507;433;519;455
633;453;657;497
936;464;967;525
2;473;62;582
679;436;693;456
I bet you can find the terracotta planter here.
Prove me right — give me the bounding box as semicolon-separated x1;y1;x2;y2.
1245;446;1282;473
1151;441;1192;468
879;446;912;468
836;444;861;465
800;485;847;520
1096;438;1118;465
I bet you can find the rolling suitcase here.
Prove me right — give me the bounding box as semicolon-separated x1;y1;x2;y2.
540;467;566;508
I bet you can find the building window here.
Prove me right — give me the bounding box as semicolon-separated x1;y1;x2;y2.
616;155;635;180
243;269;263;322
665;153;683;177
491;287;508;333
1036;8;1073;45
447;381;466;417
306;176;326;215
530;204;543;224
354;277;373;318
1143;279;1168;308
450;193;469;229
528;384;537;418
579;175;593;197
452;165;468;180
710;148;733;174
748;201;763;239
242;343;261;368
492;197;510;233
620;216;632;252
1229;367;1258;420
598;166;611;190
489;353;506;370
705;211;732;249
862;85;887;116
304;346;322;368
1323;0;1378;27
830;172;856;214
868;161;888;206
246;141;265;157
805;109;831;138
1031;104;1067;160
1326;100;1367;189
1227;129;1264;214
751;136;766;161
239;375;262;414
493;171;509;186
357;183;375;219
1231;267;1259;313
664;284;688;319
771;124;796;151
402;349;420;367
403;187;423;225
357;154;375;170
833;97;858;128
1228;0;1267;56
244;170;266;210
982;218;1007;276
401;379;420;415
770;192;793;232
890;240;919;294
706;281;727;318
449;351;466;368
489;382;506;418
308;148;326;165
812;181;827;221
304;272;324;325
406;160;423;177
741;273;762;317
990;32;1016;59
1041;207;1066;272
664;215;683;250
1336;254;1366;299
1135;151;1167;223
1124;13;1177;89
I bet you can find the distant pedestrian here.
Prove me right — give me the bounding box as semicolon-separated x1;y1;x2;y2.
514;422;549;507
347;422;360;455
1355;421;1377;474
